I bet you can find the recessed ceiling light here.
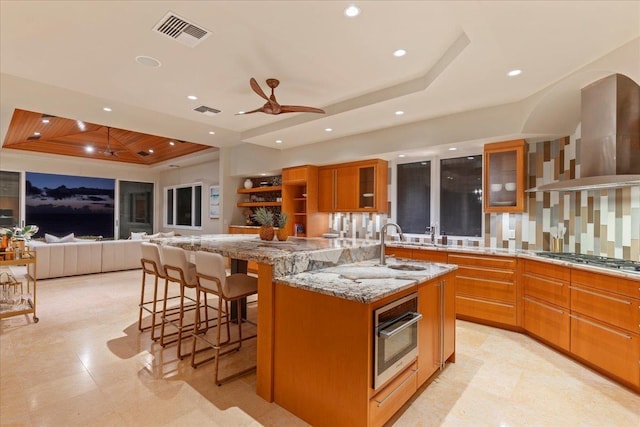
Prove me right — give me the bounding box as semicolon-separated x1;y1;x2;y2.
507;69;522;77
467;156;475;160
169;141;175;146
187;95;198;100
275;139;283;144
260;173;267;176
135;55;161;68
448;147;457;151
398;154;406;158
103;107;112;112
85;146;95;153
237;111;245;115
325;128;333;132
41;118;50;124
393;49;407;57
208;131;215;135
33;132;40;136
148;149;154;153
344;5;360;17
395;111;404;116
421;162;427;165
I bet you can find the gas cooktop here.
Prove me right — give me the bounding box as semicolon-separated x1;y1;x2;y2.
535;252;640;275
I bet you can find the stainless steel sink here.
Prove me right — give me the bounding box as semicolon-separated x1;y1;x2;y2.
386;264;426;271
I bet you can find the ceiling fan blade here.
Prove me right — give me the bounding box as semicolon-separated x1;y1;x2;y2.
235;107;265;115
250;78;269;101
280;105;326;114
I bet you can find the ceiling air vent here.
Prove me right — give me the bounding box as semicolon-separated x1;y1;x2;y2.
153;12;211;47
194;105;221;116
137;151;150;157
27;135;40;141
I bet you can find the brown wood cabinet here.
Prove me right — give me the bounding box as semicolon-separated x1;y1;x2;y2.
272;270;454;427
484;139;527;213
522;259;571;351
319;159;388;213
569;269;640;388
449;253;518;327
282;165;328;237
416;272;456;386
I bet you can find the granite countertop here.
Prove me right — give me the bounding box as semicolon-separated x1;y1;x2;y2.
275;258;457;304
152;235;380;277
386;242;640;280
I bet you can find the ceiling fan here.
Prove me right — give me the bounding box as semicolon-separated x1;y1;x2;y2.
238;78;325;115
102;127;126;157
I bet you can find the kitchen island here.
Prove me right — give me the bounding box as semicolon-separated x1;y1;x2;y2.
154;235;457;426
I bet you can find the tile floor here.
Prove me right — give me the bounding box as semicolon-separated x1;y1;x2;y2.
1;269;639;427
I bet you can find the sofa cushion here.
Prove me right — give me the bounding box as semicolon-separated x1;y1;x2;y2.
28;240;102;279
28;239;142;279
101;240;142;272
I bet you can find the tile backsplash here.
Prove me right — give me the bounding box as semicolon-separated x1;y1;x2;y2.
486;135;640;261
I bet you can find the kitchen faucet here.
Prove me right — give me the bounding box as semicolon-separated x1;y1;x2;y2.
380;222;404;265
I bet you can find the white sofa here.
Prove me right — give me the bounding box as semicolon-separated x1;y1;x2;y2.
27;239;142;279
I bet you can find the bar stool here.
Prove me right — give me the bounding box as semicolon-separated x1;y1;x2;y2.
138;242;173;340
191;251;258;385
160;245;206;359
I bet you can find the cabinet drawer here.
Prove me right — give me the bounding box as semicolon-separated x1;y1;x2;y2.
369;362;418;427
525;259;571;281
523;296;570;351
572;268;640;299
412;249;448;264
570;314;640;387
385;246;412;260
449;254;516;270
456;295;517;326
456;274;516;303
523;273;569;308
570;284;640;333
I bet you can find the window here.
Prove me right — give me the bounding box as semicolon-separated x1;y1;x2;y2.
165;183;202;228
396;155;482;238
396;161;431;233
440;156;483;237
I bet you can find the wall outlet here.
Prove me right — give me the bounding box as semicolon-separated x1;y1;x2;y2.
507;230;516;239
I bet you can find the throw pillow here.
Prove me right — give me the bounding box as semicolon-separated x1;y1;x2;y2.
130;232;147;240
45;233;75;243
159;231;175;238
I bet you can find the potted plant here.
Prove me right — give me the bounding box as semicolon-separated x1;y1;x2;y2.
275;212;289;241
252;207;274;241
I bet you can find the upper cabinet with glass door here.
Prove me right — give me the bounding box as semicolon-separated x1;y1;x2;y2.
484;139;527;213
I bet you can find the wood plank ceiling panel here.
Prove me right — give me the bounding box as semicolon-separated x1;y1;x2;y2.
2;109;213;165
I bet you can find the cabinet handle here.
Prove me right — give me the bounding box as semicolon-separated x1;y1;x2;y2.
440;280;445;369
569;314;632;340
569;286;632;305
523;296;564;315
524;273;564;287
374;367;418;407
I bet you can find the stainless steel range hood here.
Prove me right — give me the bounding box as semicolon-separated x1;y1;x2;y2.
529;73;640;192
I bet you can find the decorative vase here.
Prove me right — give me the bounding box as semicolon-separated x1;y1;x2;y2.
276;227;289;241
244;178;253;189
259;225;274;241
